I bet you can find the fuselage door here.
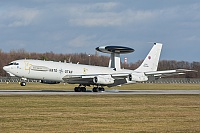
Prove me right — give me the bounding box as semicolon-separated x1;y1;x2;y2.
24;61;30;70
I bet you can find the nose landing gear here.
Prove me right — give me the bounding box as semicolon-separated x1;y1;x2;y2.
20;78;27;86
20;81;26;86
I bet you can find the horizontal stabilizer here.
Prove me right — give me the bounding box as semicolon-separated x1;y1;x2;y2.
145;69;197;77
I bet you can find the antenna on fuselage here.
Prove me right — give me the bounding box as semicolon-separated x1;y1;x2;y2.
96;46;134;71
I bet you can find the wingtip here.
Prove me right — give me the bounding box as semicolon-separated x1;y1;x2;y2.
176;69;198;72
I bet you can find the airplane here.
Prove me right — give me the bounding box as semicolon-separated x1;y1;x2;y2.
3;43;195;92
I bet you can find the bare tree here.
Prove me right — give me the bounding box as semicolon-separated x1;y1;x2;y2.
0;49;199;78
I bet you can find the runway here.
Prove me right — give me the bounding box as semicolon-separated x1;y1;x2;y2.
0;90;199;95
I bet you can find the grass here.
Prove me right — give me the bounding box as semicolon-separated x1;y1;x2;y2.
0;95;199;132
0;83;199;132
0;82;200;90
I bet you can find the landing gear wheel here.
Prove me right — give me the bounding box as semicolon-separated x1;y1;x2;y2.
99;87;105;92
74;87;87;92
74;87;81;92
20;82;26;86
92;87;99;92
80;87;87;92
93;87;105;92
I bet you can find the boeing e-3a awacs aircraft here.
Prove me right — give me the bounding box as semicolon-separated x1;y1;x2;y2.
3;43;194;92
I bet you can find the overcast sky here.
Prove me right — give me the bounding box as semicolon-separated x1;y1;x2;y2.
0;0;200;63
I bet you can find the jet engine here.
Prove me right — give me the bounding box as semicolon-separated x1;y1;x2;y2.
128;73;148;82
93;75;114;85
40;80;60;84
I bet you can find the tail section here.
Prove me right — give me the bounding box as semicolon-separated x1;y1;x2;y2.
135;43;162;72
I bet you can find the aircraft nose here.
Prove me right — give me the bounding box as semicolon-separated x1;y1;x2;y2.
3;66;9;72
3;66;16;77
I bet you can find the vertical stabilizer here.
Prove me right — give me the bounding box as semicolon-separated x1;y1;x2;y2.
135;43;162;72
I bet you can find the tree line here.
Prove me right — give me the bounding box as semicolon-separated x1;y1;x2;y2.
0;49;199;78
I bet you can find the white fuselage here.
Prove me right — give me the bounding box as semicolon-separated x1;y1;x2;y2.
3;59;144;84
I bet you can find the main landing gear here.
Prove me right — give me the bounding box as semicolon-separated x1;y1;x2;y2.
74;86;87;92
92;87;105;92
74;85;105;92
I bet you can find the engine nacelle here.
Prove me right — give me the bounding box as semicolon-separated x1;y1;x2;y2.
128;73;148;82
93;75;114;85
40;80;60;84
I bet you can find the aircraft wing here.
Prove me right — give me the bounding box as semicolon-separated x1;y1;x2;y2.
63;73;129;80
62;73;130;86
63;75;95;84
62;69;196;86
145;69;197;77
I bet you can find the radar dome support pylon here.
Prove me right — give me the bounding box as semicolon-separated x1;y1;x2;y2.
96;46;134;71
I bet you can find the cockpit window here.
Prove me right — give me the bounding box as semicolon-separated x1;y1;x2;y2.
7;62;19;66
7;63;14;66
